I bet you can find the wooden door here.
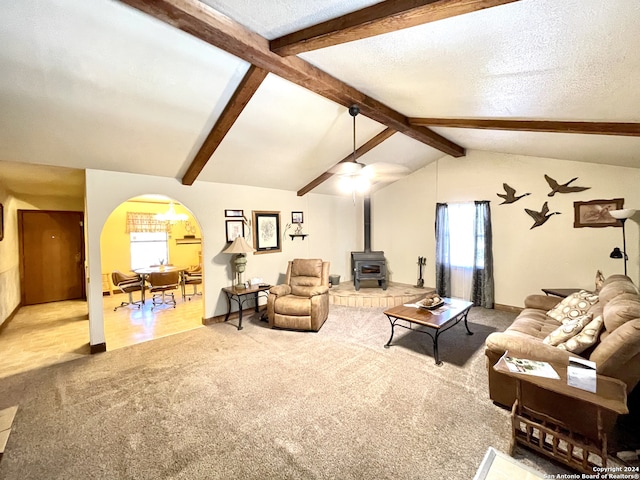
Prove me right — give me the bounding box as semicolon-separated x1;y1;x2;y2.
19;210;85;305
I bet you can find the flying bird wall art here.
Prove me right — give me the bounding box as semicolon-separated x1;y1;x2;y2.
525;202;561;229
544;175;591;197
497;183;531;204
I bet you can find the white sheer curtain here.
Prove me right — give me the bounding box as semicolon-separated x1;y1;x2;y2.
447;203;475;301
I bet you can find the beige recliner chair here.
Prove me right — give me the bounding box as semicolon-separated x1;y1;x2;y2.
267;259;330;331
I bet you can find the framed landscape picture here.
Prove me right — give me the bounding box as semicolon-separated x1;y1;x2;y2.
225;219;244;243
573;198;624;228
252;211;281;254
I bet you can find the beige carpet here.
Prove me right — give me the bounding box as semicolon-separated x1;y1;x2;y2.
0;305;582;479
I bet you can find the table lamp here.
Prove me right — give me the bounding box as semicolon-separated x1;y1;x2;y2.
609;209;636;276
223;236;255;288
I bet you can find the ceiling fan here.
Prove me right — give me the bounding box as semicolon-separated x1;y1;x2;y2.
330;105;410;193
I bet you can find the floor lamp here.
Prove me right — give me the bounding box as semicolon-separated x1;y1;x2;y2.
609;209;636;276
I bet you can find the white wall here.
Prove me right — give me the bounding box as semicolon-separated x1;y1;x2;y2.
0;184;21;326
373;150;640;307
85;169;359;347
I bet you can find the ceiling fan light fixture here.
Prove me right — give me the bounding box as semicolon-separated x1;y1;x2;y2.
333;161;364;175
338;174;370;195
354;175;371;194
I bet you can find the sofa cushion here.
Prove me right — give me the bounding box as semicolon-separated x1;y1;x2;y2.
503;309;561;341
598;280;639;304
543;313;593;346
273;295;311;316
291;259;323;278
291;285;329;297
602;297;640;336
546;290;599;324
601;274;635;288
558;315;604;353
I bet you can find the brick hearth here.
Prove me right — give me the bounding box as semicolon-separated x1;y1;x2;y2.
328;281;435;308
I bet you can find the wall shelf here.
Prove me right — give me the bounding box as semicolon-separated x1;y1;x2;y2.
176;237;201;245
289;234;308;240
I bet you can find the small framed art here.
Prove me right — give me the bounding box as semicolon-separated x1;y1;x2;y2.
573;198;624;228
225;209;244;218
291;211;304;224
225;219;245;243
252;211;281;254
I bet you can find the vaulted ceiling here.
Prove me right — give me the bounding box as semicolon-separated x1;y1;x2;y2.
0;0;639;198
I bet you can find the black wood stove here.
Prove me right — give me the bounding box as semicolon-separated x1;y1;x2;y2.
351;196;387;291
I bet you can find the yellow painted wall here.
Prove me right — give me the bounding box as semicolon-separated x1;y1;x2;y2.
100;200;202;280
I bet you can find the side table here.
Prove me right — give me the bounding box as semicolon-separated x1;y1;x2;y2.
493;357;628;474
541;288;581;298
221;285;271;330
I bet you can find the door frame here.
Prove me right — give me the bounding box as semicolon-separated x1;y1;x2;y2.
18;210;86;305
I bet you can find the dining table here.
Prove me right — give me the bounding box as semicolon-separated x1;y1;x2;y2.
133;265;188;304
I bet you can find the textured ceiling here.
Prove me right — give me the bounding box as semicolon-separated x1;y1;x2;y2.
0;0;638;198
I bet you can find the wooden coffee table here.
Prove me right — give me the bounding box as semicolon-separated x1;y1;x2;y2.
383;297;473;365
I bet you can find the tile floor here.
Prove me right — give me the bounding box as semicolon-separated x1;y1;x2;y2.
0;291;204;379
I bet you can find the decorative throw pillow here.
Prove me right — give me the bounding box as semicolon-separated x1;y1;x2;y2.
543;313;593;346
558;315;604;353
595;270;605;292
546;290;599;324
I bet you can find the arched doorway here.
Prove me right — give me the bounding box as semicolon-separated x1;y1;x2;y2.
100;194;204;350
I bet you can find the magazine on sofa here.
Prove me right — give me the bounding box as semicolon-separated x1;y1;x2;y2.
499;352;560;379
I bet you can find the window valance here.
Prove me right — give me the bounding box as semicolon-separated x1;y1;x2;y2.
125;212;168;233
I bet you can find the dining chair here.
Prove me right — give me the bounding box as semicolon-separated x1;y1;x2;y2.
148;271;180;309
111;271;144;311
181;266;202;301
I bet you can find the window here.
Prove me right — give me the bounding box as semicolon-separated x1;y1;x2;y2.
447;203;484;269
130;232;168;270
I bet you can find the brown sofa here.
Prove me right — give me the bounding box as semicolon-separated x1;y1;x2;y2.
267;259;330;331
485;274;640;438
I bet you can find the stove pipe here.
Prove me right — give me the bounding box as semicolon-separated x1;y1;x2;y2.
364;195;371;252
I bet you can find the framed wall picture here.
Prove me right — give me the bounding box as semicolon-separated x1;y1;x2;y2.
252;211;281;254
573;198;624;228
0;203;3;241
225;219;245;243
291;211;304;224
225;209;244;218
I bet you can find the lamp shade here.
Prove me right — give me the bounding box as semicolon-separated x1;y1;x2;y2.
223;236;255;254
610;247;624;259
609;209;636;220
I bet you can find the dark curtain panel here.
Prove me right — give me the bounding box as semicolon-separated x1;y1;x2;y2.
435;203;451;297
472;201;494;308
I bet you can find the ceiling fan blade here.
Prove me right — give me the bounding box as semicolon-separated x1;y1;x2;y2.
360;162;410;177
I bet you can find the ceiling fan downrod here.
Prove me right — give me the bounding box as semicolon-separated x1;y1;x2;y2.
349;105;359;163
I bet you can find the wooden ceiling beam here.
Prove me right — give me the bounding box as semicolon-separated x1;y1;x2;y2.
118;0;465;159
407;118;640;136
297;128;396;196
182;65;268;185
271;0;519;56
